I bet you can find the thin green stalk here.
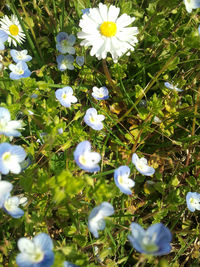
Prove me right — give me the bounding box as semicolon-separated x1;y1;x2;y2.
118;53;178;123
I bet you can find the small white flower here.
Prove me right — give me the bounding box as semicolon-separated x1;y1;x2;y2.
0;180;13;208
0;107;23;137
186;192;200;212
114;166;135;195
0;15;25;46
16;233;54;267
92;86;109;100
88;202;114;238
84;108;105;130
55;86;77;108
78;3;139;62
132;153;155;176
73;141;101;173
10;49;32;63
183;0;200;13
0;142;26;175
3;196;24;218
164;82;183;92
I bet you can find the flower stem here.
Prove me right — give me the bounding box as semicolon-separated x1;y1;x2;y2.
102;59;122;96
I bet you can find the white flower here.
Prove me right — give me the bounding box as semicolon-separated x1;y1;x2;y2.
0;142;26;175
83;108;105;130
164;82;183;92
77;3;139;62
55;86;77;108
0;15;25;46
183;0;200;13
114;166;135;195
92;86;109;100
132;153;155;176
0;107;23;137
88;202;114;238
10;49;32;63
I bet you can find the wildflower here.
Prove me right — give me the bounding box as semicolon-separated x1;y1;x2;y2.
10;49;32;63
55;86;77;108
164;82;183;92
128;222;172;255
114;166;135;195
132;153;155;176
0;30;8;50
0;142;26;175
76;56;84;66
0;107;23;137
186;192;200;212
56;32;76;54
198;25;200;35
63;261;79;267
57;54;74;71
9;61;31;80
58;128;64;134
84;108;105;130
0;15;25;46
81;8;90;15
0;180;13;208
16;233;54;267
88;202;114;238
183;0;200;13
73;140;101;172
3;196;24;218
77;3;139;62
92;86;109;100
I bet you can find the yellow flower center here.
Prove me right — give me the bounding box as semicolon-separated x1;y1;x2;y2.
90;116;95;123
9;24;19;36
2;152;11;161
100;21;117;37
118;176;124;185
62;93;67;99
79;155;87;165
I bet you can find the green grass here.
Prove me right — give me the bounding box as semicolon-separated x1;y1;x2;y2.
1;0;200;266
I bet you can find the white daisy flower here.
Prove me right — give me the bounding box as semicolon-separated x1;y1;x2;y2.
0;15;25;47
77;3;139;62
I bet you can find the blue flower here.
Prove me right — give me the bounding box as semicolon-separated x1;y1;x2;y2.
73;141;101;172
75;56;84;66
0;142;26;175
198;25;200;35
84;108;105;130
55;86;77;108
57;54;74;71
164;82;183;92
132;153;155;176
3;196;24;218
186;192;200;212
81;8;90;15
0;107;23;137
9;61;31;80
114;166;135;195
128;223;172;256
10;49;32;63
63;261;79;267
88;202;114;238
0;180;13;208
16;233;54;267
183;0;200;13
56;32;76;54
0;30;8;50
92;86;109;100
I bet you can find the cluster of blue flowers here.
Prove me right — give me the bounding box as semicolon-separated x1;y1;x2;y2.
56;32;84;71
9;49;32;80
